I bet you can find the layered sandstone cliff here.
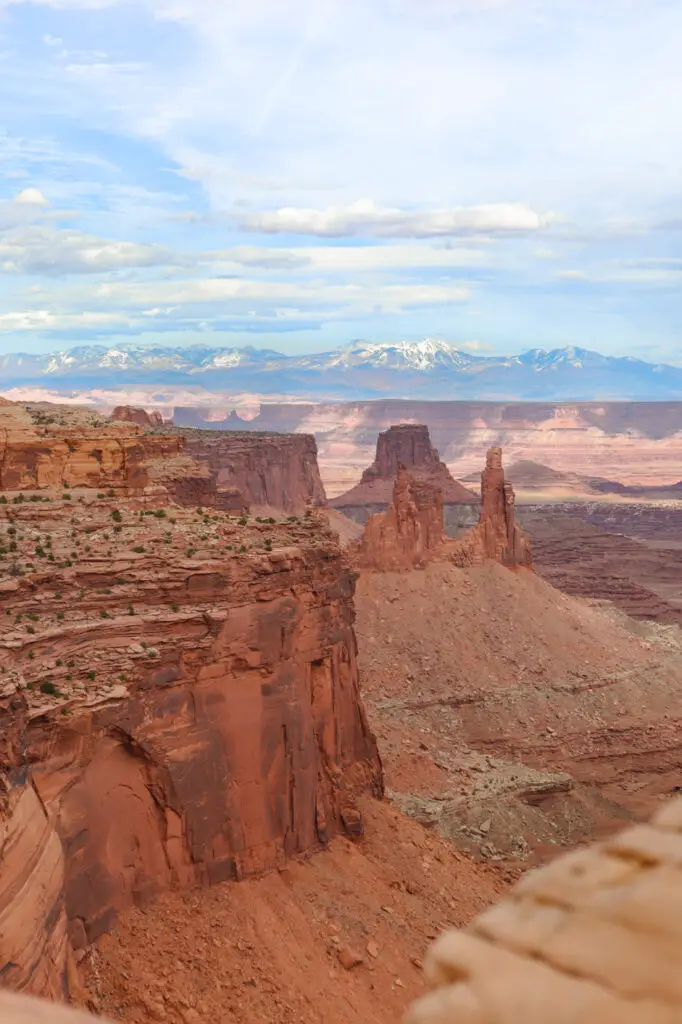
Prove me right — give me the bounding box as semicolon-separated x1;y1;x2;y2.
0;776;72;999
331;424;476;517
0;488;381;994
0;400;187;494
408;796;682;1024
180;428;327;513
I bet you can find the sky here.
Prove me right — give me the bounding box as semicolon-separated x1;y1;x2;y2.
0;0;681;362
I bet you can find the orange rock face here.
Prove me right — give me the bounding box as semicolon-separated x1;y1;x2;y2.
354;465;446;570
110;406;163;428
0;777;72;999
0;487;382;994
181;429;328;513
354;447;530;572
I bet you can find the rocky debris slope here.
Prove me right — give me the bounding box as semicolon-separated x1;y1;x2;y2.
355;466;446;570
0;489;381;994
331;424;476;527
408;796;682;1024
180;429;327;514
84;797;509;1024
110;407;163;428
355;561;682;863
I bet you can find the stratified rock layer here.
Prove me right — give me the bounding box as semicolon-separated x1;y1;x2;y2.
331;424;476;510
407;797;682;1024
0;486;382;993
181;429;327;513
0;776;71;999
355;465;445;570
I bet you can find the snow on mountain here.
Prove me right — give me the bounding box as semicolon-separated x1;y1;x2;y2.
1;341;682;400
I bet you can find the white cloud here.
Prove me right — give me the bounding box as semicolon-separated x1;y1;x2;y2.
14;187;49;206
0;188;53;229
0;226;187;275
238;200;559;238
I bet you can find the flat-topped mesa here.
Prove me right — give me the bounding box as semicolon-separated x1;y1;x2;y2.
110;406;163;428
180;429;327;514
331;424;476;510
450;447;532;568
354;463;445;570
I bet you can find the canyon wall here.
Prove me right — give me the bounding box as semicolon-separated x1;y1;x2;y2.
180;429;327;513
110;406;163;428
0;775;72;999
195;400;682;493
0;401;186;493
0;482;381;993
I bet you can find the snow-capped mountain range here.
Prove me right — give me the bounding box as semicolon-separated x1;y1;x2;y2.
1;339;680;400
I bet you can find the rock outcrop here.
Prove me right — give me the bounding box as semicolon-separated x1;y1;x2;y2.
181;429;327;513
331;424;476;520
354;447;531;571
408;797;682;1024
110;406;163;428
354;465;445;570
0;400;185;494
0;776;72;999
450;447;532;568
0;480;382;993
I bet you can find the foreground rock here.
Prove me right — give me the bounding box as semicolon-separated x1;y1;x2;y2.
408;796;682;1024
0;490;382;997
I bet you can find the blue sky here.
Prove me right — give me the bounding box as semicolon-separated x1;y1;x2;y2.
0;0;681;361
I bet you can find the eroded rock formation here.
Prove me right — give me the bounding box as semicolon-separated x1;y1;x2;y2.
354;447;531;571
110;406;163;428
407;797;682;1024
331;424;476;519
449;447;532;568
0;486;382;994
181;429;327;513
354;465;445;570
